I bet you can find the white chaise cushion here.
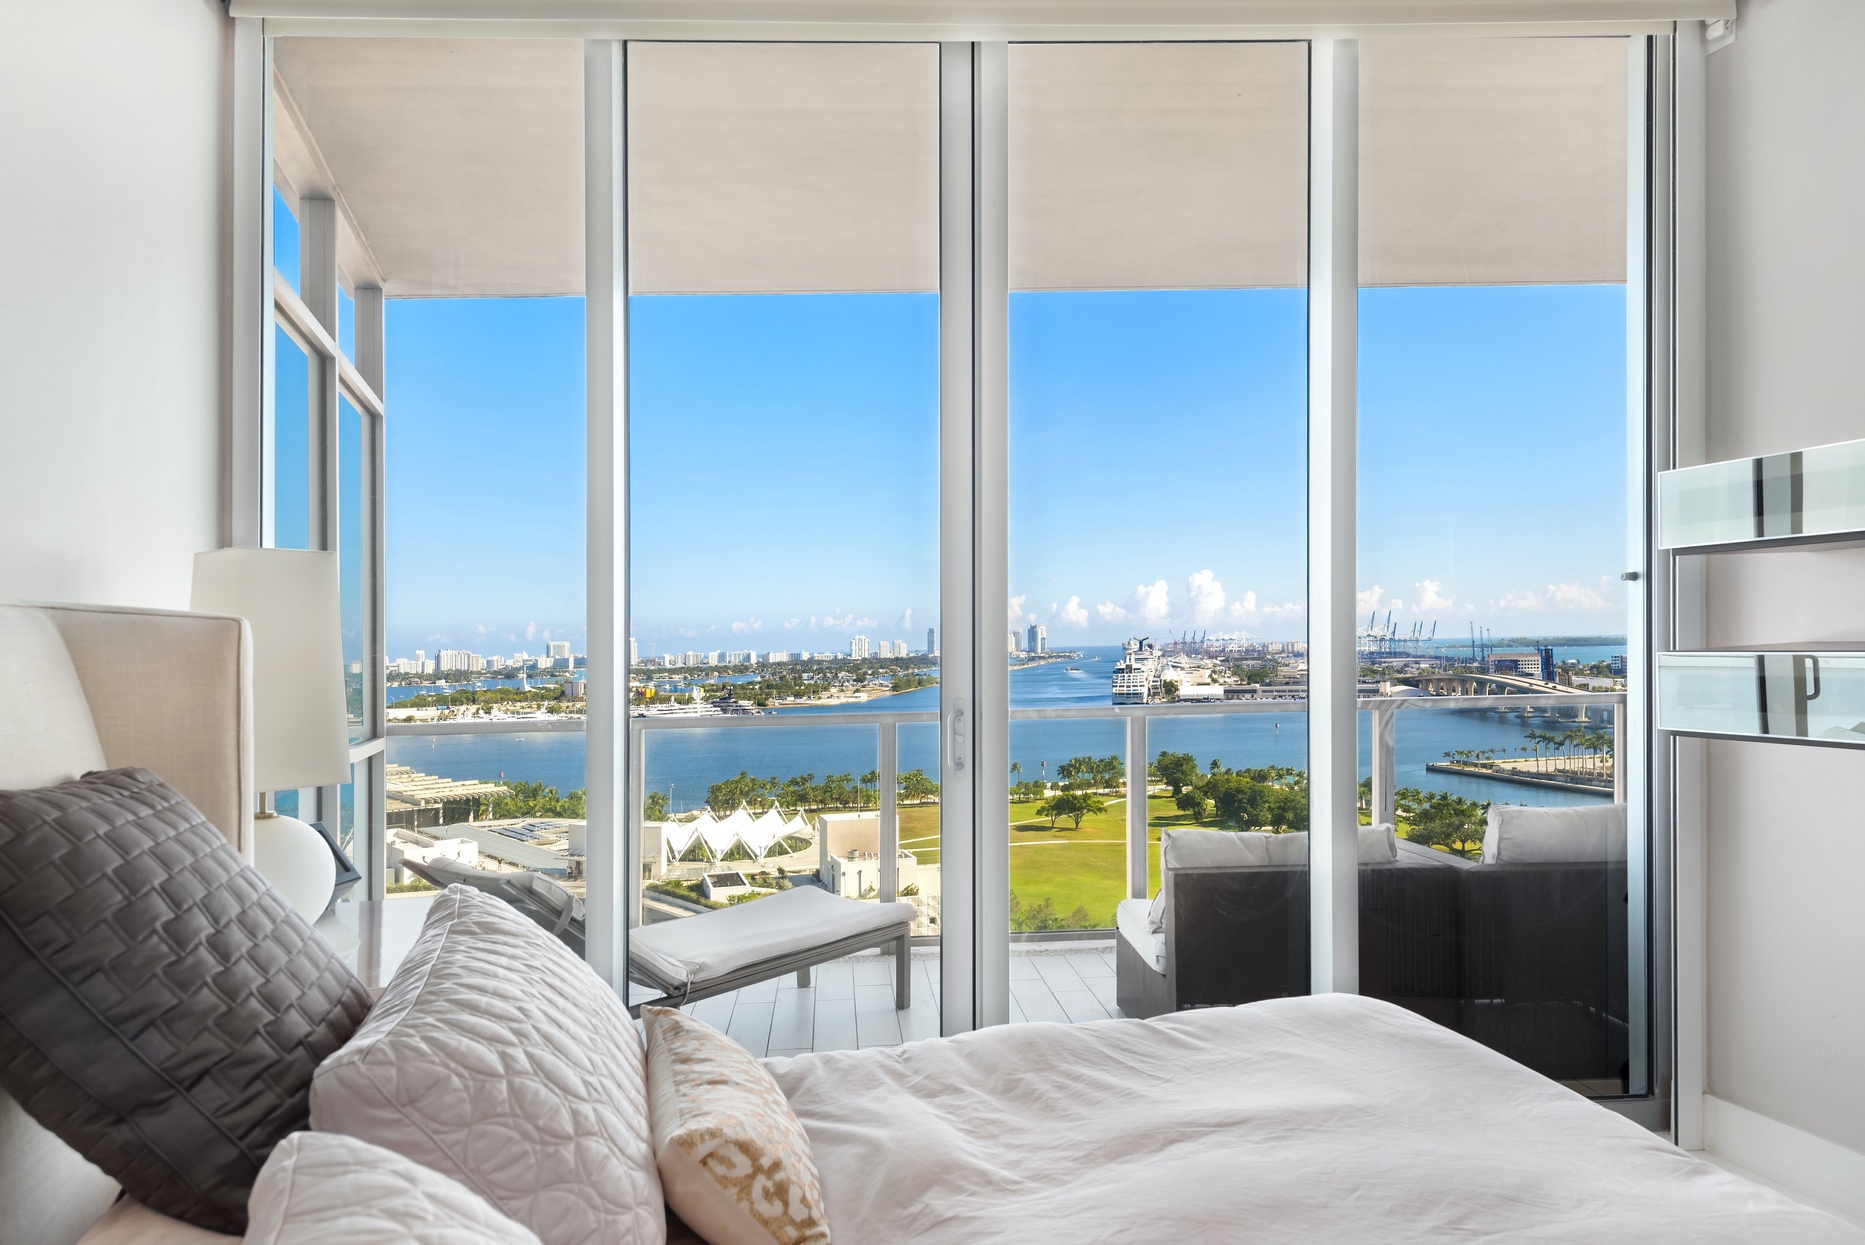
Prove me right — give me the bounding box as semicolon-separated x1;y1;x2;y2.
0;605;106;789
632;885;914;985
246;1131;541;1245
1482;803;1627;863
311;886;665;1245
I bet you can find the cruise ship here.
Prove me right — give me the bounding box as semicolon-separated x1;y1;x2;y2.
1111;637;1160;704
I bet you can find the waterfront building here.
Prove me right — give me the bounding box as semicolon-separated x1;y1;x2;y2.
927;627;936;655
1008;630;1020;654
851;635;871;659
628;637;638;664
766;651;792;663
548;641;572;660
1027;624;1047;654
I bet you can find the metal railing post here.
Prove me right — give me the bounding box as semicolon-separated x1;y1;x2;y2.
628;721;646;927
1372;702;1396;827
879;720;899;903
1613;701;1627;804
1126;712;1148;899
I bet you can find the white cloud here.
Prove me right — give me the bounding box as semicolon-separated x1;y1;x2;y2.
1545;582;1610;612
730;617;763;634
1059;595;1089;627
1187;570;1226;625
525;621;538;641
1227;590;1259;620
1356;585;1384;615
899;607;913;631
1486;589;1543;615
1412;580;1454;612
783;617;800;630
1134;580;1171;626
1096;600;1128;624
1008;594;1027;625
1259;598;1307;623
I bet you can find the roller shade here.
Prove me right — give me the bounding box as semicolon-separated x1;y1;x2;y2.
273;34;1632;298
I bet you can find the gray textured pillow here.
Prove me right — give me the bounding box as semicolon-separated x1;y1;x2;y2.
0;768;372;1233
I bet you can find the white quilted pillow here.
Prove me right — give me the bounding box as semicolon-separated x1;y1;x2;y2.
246;1131;541;1245
311;886;666;1245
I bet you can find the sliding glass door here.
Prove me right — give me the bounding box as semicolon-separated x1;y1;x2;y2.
624;42;945;1049
1003;42;1311;1020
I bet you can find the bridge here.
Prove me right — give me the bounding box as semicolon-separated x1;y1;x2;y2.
1401;671;1580;697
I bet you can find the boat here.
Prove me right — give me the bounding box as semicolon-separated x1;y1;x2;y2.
1065;665;1081;673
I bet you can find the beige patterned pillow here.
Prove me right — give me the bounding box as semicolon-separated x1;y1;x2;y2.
642;1007;830;1245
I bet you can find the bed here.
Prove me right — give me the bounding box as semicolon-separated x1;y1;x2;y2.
4;602;1860;1245
771;993;1860;1244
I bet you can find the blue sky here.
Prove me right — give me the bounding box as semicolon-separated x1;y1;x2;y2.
379;284;1626;660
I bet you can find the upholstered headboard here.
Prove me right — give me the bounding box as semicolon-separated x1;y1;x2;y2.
0;601;253;1245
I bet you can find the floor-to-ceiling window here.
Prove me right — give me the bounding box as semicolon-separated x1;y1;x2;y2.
624;42;944;1050
1003;42;1311;1020
1355;36;1644;1097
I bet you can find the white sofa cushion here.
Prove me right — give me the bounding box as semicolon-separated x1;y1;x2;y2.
1116;899;1165;973
311;886;665;1245
246;1131;541;1245
1482;804;1627;863
1151;826;1399;933
0;605;106;790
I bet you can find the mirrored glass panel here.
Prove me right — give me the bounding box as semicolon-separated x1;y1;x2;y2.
1658;438;1865;553
1659;649;1865;746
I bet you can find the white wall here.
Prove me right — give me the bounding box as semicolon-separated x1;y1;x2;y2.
0;0;229;609
1702;0;1865;1158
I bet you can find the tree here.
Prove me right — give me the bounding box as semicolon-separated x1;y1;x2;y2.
644;790;669;821
1046;790;1106;829
1010;779;1048;803
1154;751;1201;797
1175;787;1211;824
1394;787;1488;858
1207;773;1263;829
1263;786;1308;832
899;769;939;803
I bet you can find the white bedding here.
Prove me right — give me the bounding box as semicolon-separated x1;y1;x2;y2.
765;994;1862;1244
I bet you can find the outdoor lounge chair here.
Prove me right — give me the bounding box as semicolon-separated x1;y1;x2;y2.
400;857;916;1016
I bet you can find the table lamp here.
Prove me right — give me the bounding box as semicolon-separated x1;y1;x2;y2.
192;548;350;922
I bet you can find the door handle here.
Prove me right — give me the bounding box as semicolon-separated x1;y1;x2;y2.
947;703;967;772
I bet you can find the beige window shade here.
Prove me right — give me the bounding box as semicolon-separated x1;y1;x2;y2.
1010;42;1310;292
1359;37;1628;287
272;34;1628;299
273;38;584;299
627;42;940;296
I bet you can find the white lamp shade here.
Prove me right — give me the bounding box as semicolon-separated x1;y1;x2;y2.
192;548;351;792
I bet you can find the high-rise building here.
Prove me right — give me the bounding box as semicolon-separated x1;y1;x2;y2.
926;627;936;655
548;640;572;660
628;637;638;664
851;635;871;659
1008;631;1020;654
1027;624;1047;654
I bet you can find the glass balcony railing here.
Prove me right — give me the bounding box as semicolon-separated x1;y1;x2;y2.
1659;648;1865;746
1658;437;1865;553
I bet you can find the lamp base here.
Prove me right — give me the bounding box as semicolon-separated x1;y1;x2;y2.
253;812;338;923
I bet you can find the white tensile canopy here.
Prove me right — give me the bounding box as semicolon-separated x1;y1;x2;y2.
272;35;1631;301
661;805;811;862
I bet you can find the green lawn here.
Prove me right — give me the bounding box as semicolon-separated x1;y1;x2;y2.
895;795;1214;929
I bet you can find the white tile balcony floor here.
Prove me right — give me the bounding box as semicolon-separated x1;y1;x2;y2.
677;939;1123;1058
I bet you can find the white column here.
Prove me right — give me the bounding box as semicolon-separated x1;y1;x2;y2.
584;39;630;993
231;20;272;550
357;282;387;901
1307;38;1360;997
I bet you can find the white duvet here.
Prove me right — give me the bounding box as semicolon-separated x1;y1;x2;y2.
766;994;1862;1244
